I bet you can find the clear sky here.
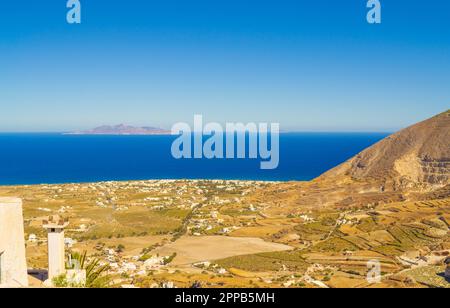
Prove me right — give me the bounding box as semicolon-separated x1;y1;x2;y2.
0;0;449;132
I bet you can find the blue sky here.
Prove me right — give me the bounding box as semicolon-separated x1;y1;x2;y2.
0;0;449;132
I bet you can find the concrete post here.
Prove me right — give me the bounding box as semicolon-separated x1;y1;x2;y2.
43;216;69;281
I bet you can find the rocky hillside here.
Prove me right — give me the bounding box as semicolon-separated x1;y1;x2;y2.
320;110;450;193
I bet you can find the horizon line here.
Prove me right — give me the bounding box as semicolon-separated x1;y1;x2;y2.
0;130;395;134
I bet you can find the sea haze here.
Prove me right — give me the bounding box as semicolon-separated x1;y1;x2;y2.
0;133;388;185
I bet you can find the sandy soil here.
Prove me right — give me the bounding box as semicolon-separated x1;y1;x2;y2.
153;236;293;265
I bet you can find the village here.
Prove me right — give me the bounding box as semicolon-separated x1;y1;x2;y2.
0;179;449;288
1;180;285;287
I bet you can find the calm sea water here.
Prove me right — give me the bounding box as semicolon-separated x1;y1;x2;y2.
0;133;388;185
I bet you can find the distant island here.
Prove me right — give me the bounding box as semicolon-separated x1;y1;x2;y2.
67;124;171;135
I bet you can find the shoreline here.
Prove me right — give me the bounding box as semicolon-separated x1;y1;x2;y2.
0;177;302;188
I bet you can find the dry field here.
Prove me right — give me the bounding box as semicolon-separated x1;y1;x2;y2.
152;236;293;265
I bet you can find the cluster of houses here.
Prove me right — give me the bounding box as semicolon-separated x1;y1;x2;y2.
36;180;270;216
193;261;228;275
95;246;173;281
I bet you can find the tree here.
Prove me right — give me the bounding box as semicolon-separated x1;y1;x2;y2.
116;244;125;253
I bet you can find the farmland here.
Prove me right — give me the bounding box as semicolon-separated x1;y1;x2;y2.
0;180;448;288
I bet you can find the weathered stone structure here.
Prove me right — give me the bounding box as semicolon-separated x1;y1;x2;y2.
0;198;28;287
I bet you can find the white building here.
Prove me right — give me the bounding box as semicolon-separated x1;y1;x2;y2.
64;237;76;248
143;256;165;270
28;234;38;243
0;198;28;287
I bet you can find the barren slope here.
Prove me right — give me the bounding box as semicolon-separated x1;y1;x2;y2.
320;110;450;193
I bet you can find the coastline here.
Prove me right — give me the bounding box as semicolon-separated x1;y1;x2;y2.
0;178;294;188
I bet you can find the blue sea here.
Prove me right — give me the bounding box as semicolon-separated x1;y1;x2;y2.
0;133;388;185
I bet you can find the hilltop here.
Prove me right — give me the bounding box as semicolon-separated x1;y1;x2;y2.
254;110;450;210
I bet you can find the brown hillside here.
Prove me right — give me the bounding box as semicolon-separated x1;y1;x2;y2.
320;110;450;192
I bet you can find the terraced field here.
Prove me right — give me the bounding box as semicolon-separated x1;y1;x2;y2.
213;198;449;288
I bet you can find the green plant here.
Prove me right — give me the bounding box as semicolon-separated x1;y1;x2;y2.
163;253;177;265
69;251;110;288
116;244;125;253
52;274;70;288
52;274;84;288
